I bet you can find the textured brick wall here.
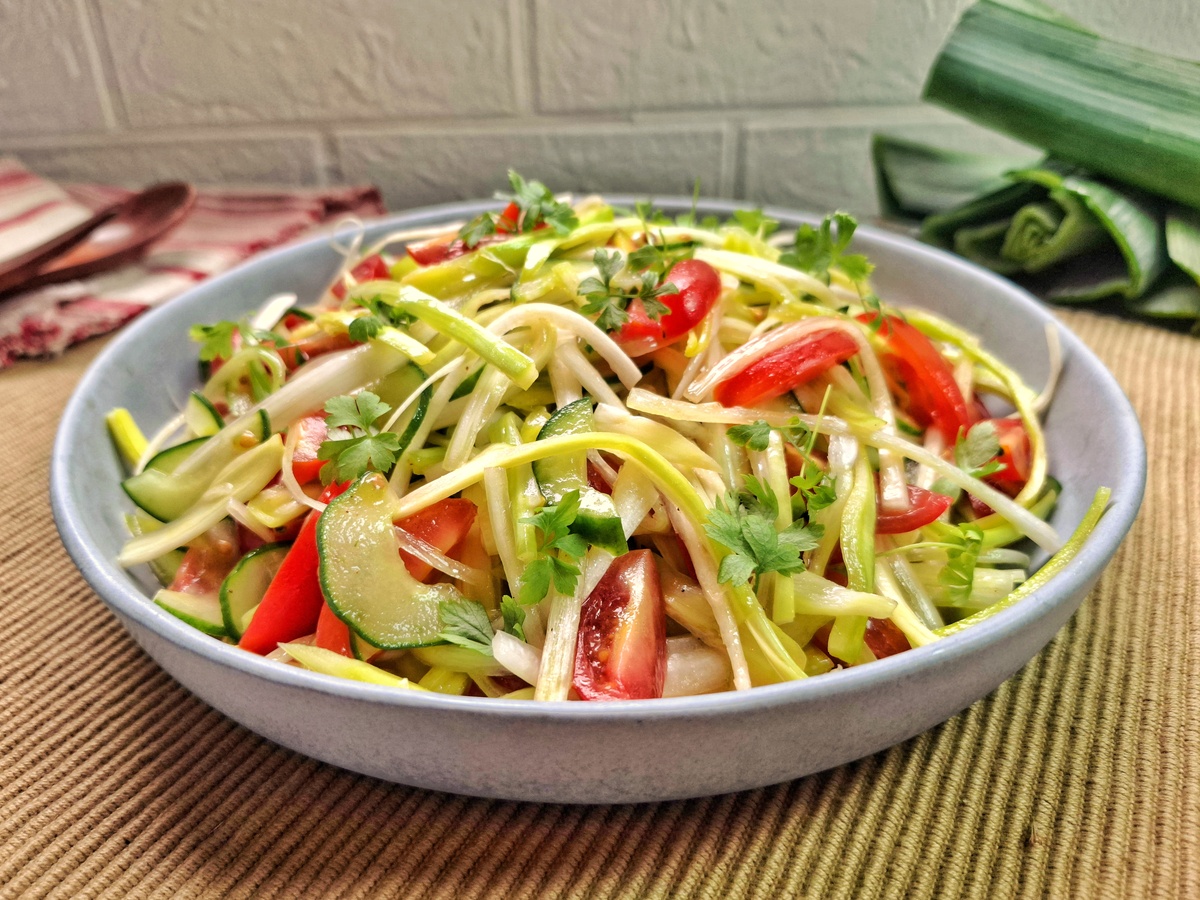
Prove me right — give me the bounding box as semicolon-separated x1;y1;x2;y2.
2;0;1193;214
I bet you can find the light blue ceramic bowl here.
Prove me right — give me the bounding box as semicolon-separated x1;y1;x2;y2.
51;199;1145;804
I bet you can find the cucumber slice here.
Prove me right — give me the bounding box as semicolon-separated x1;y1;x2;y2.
122;437;209;521
123;511;185;586
184;392;224;438
371;363;432;456
318;473;462;649
219;543;289;640
154;589;227;637
532;399;627;555
256;408;271;442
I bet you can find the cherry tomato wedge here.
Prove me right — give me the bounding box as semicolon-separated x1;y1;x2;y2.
331;254;390;300
615;259;721;356
395;498;478;582
714;329;858;407
170;526;241;596
875;484;952;534
859;313;975;444
407;203;533;266
980;418;1032;493
289;413;328;485
574;550;667;701
863;618;911;659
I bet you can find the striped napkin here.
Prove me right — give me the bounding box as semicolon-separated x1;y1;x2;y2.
0;159;385;368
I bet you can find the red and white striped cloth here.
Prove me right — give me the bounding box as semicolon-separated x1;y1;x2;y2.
0;159;385;368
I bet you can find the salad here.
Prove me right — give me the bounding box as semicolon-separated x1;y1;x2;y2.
108;172;1109;702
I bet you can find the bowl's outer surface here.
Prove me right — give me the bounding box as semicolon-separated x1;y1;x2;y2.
52;198;1145;804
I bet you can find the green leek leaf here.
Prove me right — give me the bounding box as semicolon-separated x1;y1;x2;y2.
924;0;1200;210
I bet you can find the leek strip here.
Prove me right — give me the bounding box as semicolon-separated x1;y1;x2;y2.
828;446;875;663
871;563;939;648
484;303;642;389
558;341;623;408
483;467;523;593
349;282;538;388
106;409;147;469
662;637;732;697
136;411;187;475
791;571;895;619
491;630;541;685
883;553;944;630
694;248;837;307
625;391;1061;553
282;642;427;688
394;524;485;584
937;487;1109;636
281;422;326;514
593;405;720;475
535;549;610;701
120;436;284;566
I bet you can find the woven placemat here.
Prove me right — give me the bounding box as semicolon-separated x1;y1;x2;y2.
2;309;1196;899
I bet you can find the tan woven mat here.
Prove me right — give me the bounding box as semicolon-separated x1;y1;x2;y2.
2;309;1196;899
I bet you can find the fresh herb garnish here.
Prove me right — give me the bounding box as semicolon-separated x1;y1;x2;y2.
517;489;589;605
190;319;277;362
939;523;984;605
437;598;495;655
730;208;779;240
316;391;402;483
704;477;823;586
726;420;773;452
500;595;527;641
457;170;579;248
780;212;874;285
578;248;679;332
956;421;1004;478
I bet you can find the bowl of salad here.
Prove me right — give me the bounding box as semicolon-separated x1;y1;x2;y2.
51;174;1144;803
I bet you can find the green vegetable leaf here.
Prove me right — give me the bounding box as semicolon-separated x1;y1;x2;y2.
317;391;401;482
504;170;578;236
956;420;1003;478
190;321;240;362
437;599;495;655
939;523;984;606
517;490;588;605
579;248;677;333
726;420;773;452
780;212;874;286
347;314;386;344
458;213;498;249
705;486;822;586
731;208;780;240
500;595;526;641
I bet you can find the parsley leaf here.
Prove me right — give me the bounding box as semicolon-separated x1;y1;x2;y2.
956;421;1003;479
779;212;874;286
704;485;822;586
579;248;679;333
458;213;498;249
504;170;578;236
437;599;495;655
939;524;984;606
516;490;588;605
347;314;386;344
190;321;240;362
731;208;779;240
316;391;402;482
726;420;773;452
500;595;527;641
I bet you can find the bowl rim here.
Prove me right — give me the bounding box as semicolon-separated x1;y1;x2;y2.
50;195;1147;723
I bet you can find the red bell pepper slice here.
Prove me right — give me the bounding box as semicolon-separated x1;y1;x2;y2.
331;254;390;300
237;481;349;655
860;313;975;444
875;484;952;534
714;329;859;407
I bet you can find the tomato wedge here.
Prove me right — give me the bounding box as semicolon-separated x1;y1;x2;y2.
395;498;478;582
859;313;974;444
875;484;952;534
407;203;529;266
574;550;667;701
714;329;858;407
237;481;349;656
615;259;721;356
331;254;390;300
170;524;240;596
289;413;328;485
980;418;1031;494
863;618;911;659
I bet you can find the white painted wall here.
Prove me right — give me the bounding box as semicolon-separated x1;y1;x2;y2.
2;1;1194;214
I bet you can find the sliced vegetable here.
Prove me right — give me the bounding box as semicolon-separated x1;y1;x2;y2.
220;543;289;640
713;329;858;407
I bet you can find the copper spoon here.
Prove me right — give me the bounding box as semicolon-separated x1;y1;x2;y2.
0;182;196;298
